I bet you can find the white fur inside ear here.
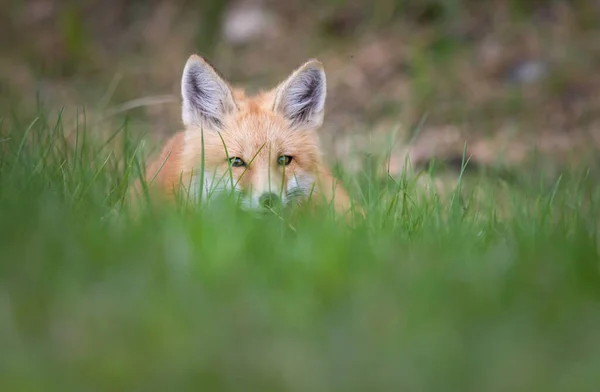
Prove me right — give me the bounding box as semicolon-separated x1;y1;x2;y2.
276;64;326;128
181;58;235;129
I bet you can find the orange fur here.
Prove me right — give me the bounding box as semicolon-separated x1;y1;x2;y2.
130;55;358;218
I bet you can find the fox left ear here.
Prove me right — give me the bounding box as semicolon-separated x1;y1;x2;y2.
181;55;237;131
272;59;327;129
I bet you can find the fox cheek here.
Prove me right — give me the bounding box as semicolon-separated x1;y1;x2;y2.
285;173;316;202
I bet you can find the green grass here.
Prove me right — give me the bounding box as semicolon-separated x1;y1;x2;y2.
1;109;600;392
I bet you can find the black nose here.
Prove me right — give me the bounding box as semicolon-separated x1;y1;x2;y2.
259;192;281;208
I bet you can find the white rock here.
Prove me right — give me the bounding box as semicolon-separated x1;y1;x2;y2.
222;4;279;45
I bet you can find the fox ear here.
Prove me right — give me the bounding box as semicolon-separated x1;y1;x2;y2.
181;55;236;130
272;59;327;129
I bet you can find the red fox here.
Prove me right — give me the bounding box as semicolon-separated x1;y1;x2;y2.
133;54;355;217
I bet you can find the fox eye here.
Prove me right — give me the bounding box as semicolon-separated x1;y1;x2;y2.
278;155;293;166
228;157;246;167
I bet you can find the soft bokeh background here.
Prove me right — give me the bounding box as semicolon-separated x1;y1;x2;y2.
2;0;600;175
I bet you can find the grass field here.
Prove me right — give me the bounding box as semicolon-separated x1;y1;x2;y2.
1;108;599;391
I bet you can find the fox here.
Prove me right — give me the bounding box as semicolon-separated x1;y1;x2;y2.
131;54;356;218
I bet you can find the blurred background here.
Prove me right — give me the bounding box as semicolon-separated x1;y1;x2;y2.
2;0;600;176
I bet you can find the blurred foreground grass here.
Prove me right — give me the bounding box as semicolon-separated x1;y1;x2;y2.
1;108;600;391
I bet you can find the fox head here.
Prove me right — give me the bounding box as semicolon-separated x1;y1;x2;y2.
177;54;332;212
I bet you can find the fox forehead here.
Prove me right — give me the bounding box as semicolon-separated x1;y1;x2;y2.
192;97;320;163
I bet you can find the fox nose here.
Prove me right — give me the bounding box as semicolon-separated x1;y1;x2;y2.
259;192;281;209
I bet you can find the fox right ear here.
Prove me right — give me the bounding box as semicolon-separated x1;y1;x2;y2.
272;59;327;130
181;55;236;130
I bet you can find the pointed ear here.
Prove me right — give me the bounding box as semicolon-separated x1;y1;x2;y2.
272;59;327;129
181;55;237;130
